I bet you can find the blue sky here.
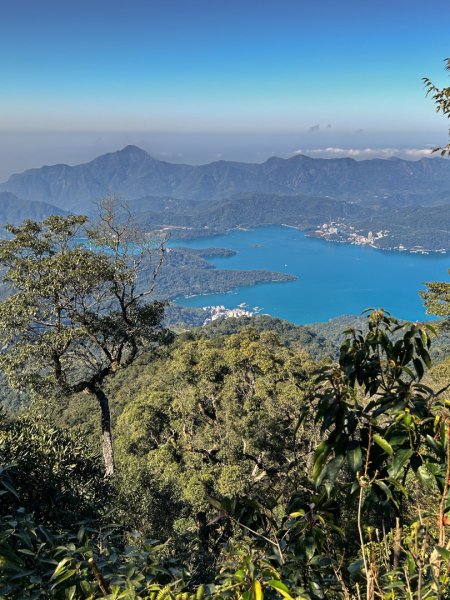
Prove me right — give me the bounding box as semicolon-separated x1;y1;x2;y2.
1;0;449;176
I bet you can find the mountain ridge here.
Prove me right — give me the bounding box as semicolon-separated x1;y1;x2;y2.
0;191;69;228
2;145;450;214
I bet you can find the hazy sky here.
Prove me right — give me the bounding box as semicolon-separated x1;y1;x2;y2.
1;0;449;179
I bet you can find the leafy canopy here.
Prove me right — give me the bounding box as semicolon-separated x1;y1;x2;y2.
0;203;171;475
423;58;450;156
0;212;168;395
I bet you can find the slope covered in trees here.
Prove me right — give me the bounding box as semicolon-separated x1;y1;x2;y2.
2;314;450;598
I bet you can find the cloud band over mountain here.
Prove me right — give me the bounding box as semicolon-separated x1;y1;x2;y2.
293;147;435;159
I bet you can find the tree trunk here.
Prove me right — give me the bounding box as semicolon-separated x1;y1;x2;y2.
93;388;115;477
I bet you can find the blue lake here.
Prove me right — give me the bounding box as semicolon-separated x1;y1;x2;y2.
171;226;449;325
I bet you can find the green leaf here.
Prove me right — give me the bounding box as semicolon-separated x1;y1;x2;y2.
206;496;223;511
426;435;443;457
51;569;77;589
346;443;363;473
348;559;364;576
316;455;344;487
417;464;436;489
373;434;393;456
235;570;246;582
66;586;77;600
303;537;317;562
17;549;36;556
267;580;293;600
289;510;305;518
374;480;393;501
50;557;73;580
312;451;327;483
388;449;413;479
385;477;408;497
413;358;424;379
0;479;19;499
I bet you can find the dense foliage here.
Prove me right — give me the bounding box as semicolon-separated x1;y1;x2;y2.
0;205;170;476
152;247;294;301
114;331;316;537
421;269;450;329
0;412;107;527
2;310;450;599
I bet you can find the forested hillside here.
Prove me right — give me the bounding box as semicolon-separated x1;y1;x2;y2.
0;191;68;226
2;313;450;598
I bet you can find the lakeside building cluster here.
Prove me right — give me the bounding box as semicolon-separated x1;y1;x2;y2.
202;304;261;325
310;222;389;247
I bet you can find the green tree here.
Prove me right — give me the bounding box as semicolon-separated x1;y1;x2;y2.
0;200;170;476
0;455;184;599
111;328;317;579
210;313;450;599
420;269;450;328
422;59;450;330
0;411;106;526
423;57;450;156
297;311;449;598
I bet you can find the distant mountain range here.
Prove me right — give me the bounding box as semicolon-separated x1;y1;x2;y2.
0;192;68;224
0;146;449;251
1;145;450;214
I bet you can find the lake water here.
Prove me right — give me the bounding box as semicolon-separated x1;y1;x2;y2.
171;226;449;325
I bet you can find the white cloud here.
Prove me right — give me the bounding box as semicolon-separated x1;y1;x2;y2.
403;148;435;158
293;147;436;160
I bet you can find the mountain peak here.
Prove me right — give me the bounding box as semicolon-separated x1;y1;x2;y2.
119;145;149;157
